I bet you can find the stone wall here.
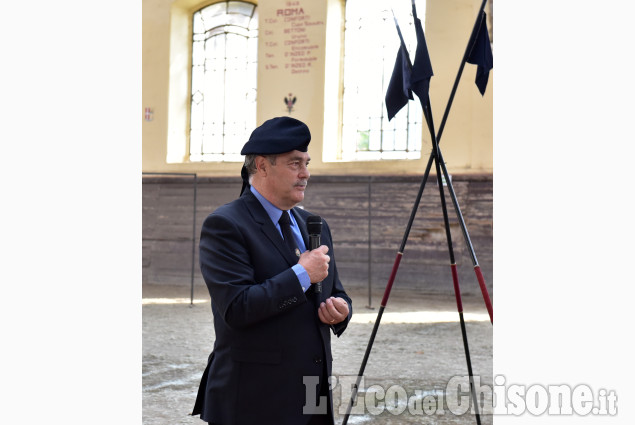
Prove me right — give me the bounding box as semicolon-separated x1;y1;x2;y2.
142;174;492;299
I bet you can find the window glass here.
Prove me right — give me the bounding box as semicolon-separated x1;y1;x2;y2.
190;1;258;162
342;0;424;161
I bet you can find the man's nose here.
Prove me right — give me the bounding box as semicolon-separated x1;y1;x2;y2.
299;164;310;179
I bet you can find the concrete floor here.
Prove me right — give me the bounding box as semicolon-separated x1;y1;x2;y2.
142;284;493;425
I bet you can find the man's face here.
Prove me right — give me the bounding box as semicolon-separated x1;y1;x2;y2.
260;150;310;210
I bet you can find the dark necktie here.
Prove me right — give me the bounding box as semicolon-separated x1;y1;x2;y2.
278;210;300;259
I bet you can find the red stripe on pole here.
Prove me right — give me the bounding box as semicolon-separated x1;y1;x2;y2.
380;252;403;307
450;263;463;312
474;266;493;323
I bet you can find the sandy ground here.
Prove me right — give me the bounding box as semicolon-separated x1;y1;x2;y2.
143;284;493;425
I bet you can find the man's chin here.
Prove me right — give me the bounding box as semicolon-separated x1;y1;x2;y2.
292;190;305;203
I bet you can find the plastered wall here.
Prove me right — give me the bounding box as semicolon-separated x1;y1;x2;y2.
142;0;493;177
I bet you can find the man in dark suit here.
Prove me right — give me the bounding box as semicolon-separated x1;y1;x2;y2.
192;117;353;425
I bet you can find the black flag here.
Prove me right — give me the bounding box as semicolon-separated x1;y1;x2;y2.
466;11;493;96
409;0;433;107
385;17;413;121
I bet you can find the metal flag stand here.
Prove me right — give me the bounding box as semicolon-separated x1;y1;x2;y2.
341;1;492;424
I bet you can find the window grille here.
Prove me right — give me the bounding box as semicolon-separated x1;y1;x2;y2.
189;1;258;162
341;0;424;161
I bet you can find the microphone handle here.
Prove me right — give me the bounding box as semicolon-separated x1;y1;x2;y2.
309;234;322;294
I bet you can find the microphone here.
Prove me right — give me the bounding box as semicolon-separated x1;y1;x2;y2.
306;215;323;294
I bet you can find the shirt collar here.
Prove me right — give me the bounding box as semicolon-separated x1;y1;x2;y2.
250;186;297;228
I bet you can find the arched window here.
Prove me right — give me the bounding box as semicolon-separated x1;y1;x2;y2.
341;0;424;161
189;1;258;162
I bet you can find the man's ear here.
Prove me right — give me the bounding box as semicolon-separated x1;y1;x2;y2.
255;155;267;175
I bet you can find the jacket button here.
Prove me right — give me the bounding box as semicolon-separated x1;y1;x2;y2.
313;356;322;365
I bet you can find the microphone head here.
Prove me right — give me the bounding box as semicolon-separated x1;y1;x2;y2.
306;215;322;235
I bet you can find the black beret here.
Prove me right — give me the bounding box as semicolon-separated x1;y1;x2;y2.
240;116;311;155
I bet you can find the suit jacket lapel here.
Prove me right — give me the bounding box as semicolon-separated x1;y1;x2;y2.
242;191;300;267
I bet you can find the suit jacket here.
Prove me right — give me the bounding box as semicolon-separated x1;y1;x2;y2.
192;190;352;425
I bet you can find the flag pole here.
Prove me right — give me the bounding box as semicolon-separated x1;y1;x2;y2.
422;93;483;425
409;0;493;322
436;147;493;322
415;0;491;417
428;0;493;321
341;2;492;421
